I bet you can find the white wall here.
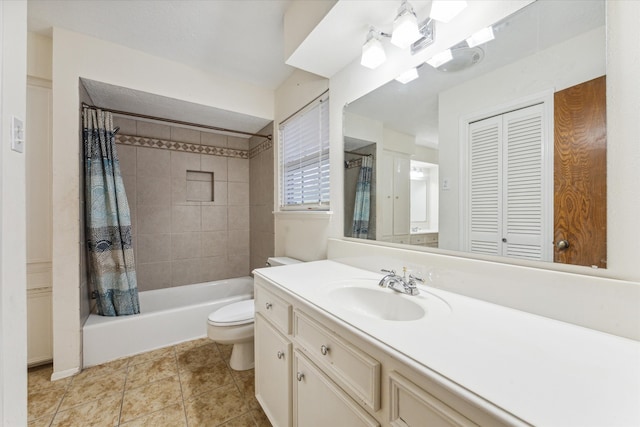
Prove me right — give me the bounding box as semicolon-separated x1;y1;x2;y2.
273;68;330;261
51;28;276;378
437;26;605;250
0;1;28;424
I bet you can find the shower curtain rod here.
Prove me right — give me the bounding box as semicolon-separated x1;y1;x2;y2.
344;150;374;157
81;103;272;140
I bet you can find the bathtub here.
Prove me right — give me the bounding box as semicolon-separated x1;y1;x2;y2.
82;277;253;367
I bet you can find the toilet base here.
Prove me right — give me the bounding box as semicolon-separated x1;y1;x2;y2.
229;340;254;371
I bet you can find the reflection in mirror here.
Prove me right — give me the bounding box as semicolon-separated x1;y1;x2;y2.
343;0;606;267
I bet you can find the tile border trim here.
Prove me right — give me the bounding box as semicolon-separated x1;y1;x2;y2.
248;138;273;159
116;134;249;159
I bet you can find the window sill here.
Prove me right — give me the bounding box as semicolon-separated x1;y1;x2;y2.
273;211;334;221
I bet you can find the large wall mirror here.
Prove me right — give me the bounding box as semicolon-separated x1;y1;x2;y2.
343;0;606;268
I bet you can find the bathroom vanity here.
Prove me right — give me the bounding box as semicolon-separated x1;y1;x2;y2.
254;261;640;427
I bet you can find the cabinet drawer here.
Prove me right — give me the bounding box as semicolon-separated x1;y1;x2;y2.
389;372;478;427
293;310;380;411
256;285;292;335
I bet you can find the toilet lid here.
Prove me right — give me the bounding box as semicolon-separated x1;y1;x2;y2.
208;299;255;326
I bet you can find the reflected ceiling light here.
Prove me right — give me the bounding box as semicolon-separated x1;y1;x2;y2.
390;1;422;49
395;67;419;84
425;49;453;68
466;26;495;48
361;28;387;69
429;0;467;23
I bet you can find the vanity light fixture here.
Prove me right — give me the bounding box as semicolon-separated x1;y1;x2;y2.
395;67;419;84
425;49;453;68
390;0;422;49
466;26;495;48
361;28;387;69
429;0;467;23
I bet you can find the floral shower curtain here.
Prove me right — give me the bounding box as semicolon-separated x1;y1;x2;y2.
352;156;373;239
84;107;140;316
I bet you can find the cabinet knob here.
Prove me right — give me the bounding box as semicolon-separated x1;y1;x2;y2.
265;302;272;310
556;239;570;250
296;372;305;382
277;351;284;359
320;345;329;356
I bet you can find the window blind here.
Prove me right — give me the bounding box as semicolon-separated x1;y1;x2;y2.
279;95;330;210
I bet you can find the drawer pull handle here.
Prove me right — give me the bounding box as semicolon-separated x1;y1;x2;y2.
277;351;284;359
320;345;329;356
296;372;305;382
265;302;273;310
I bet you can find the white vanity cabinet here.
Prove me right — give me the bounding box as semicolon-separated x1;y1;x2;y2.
254;274;514;427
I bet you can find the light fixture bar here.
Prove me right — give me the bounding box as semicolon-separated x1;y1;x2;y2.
411;18;435;55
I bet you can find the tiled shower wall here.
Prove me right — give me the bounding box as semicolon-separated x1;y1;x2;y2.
249;125;275;272
114;117;252;292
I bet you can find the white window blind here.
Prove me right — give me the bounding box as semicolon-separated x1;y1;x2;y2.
279;94;330;210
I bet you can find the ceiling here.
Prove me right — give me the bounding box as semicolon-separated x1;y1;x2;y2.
28;0;295;90
28;0;303;135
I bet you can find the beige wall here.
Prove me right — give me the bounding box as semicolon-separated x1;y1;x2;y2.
52;28;274;378
249;124;275;272
0;1;28;424
114;117;251;291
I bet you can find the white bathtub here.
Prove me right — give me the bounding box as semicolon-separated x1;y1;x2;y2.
82;277;253;367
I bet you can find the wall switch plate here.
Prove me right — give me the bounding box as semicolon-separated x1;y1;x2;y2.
11;116;25;153
441;178;450;191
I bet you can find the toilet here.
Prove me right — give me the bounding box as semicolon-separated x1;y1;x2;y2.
207;256;302;370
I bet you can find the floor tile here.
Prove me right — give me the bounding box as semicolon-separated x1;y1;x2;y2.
27;413;54;427
120;375;182;423
126;355;177;390
216;343;233;363
72;357;129;384
119;403;187;426
220;412;258;427
28;364;71;394
128;346;175;366
178;358;233;400
51;394;121;427
232;369;255;400
251;407;273;427
174;337;211;354
27;386;66;421
59;370;126;410
177;343;221;372
184;382;248;427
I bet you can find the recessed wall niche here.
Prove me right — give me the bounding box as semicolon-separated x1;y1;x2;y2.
186;170;214;202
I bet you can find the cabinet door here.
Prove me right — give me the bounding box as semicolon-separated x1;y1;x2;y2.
27;289;53;365
393;156;411;236
255;314;292;427
293;351;379;427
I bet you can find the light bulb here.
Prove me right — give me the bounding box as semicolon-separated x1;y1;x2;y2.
429;0;467;23
395;67;419;84
466;26;495;48
361;36;386;69
391;10;422;49
425;49;453;68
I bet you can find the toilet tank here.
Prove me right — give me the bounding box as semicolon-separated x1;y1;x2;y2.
266;257;302;267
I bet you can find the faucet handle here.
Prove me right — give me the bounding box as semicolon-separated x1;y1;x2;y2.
381;269;396;275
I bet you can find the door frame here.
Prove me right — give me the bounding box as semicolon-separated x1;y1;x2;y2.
458;90;554;260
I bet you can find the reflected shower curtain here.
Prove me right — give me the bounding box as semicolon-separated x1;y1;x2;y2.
352;156;372;238
84;107;140;316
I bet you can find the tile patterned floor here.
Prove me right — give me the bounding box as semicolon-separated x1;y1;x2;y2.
27;338;272;427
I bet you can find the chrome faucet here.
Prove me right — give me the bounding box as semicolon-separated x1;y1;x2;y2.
378;267;422;296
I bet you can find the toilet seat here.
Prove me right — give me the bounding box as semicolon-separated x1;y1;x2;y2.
208;299;254;326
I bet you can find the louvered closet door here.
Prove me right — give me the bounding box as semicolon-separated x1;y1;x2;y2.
467;103;550;260
468;116;502;255
502;104;548;260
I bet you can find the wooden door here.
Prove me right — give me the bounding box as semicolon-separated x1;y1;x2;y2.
554;76;607;267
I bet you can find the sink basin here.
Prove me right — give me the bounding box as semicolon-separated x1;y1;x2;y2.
328;286;425;321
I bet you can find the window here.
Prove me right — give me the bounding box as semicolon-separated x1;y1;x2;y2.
279;93;330;210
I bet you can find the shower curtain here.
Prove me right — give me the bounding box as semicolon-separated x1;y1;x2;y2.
83;107;140;316
352;156;372;239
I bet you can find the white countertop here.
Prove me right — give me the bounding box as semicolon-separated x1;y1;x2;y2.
255;260;640;427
